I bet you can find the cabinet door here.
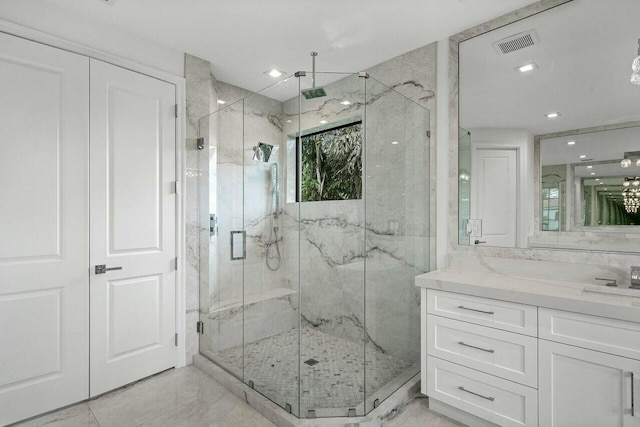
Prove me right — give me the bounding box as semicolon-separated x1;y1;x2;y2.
0;33;89;425
539;340;640;427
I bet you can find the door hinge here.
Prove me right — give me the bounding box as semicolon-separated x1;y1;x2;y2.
175;333;178;346
175;181;180;194
196;320;204;335
174;104;178;118
426;130;431;138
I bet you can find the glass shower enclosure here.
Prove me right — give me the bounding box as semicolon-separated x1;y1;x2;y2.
198;71;430;418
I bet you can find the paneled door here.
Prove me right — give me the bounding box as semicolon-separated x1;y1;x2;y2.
89;59;177;397
0;34;89;425
472;148;518;247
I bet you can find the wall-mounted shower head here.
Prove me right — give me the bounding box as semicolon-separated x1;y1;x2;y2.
252;142;273;162
301;52;327;100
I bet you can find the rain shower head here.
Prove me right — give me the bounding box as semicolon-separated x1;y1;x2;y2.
302;87;327;99
252;142;273;162
301;51;327;100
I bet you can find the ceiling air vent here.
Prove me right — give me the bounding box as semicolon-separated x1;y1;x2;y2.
492;30;538;55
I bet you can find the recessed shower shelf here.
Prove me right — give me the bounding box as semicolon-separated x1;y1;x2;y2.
208;287;297;314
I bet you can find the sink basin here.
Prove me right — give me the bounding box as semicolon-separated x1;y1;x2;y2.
583;284;640;298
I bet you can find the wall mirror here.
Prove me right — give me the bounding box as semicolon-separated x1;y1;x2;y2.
457;0;640;252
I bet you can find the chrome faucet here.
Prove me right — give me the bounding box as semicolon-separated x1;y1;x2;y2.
595;277;617;287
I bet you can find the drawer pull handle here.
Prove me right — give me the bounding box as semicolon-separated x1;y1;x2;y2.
458;386;495;401
457;305;495;315
458;341;495;353
632;372;635;417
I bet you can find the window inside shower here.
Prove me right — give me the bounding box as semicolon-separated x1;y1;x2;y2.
197;71;430;418
297;120;363;202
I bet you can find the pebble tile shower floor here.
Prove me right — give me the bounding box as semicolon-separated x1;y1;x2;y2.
203;327;413;413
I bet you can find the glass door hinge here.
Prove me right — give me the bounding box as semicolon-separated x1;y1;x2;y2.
196;320;204;334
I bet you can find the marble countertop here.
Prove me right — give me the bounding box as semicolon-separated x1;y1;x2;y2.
416;268;640;323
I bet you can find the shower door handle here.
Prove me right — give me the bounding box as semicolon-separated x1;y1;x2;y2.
230;231;246;260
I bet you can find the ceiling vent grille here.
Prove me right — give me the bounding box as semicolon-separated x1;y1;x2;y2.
492;30;538;55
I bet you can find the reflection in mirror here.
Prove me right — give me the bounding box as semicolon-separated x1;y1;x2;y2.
539;125;640;230
458;127;471;245
457;0;640;251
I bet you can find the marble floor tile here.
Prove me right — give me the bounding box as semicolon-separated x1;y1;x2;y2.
13;365;459;427
14;403;99;427
14;366;274;427
384;397;462;427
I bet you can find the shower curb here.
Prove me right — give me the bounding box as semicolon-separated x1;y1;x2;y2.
193;354;421;427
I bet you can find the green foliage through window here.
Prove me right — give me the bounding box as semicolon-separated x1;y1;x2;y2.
300;121;362;202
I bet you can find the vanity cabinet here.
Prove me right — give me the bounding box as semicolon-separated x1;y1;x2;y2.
425;290;538;427
539;340;640;427
422;288;640;427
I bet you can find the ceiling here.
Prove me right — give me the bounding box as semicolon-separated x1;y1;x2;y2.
0;0;534;94
460;0;640;135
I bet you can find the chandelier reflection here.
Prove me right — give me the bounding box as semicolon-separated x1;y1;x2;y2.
623;177;640;213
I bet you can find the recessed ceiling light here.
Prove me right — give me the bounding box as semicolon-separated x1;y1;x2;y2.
340;100;351;105
286;120;292;123
515;62;538;73
579;154;587;159
587;165;593;169
596;178;600;181
567;141;576;145
545;112;561;119
391;141;399;145
320;120;327;124
604;188;608;190
217;99;226;105
590;172;596;175
267;69;283;78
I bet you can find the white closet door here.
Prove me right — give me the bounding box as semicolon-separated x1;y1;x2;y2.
89;59;177;397
0;34;89;425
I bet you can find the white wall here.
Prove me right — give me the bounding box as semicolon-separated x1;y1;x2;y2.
0;2;184;77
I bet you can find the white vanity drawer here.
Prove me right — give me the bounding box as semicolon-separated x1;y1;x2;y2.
539;308;640;360
427;290;537;336
427;315;537;387
427;356;538;427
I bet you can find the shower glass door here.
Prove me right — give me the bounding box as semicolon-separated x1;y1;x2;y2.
241;78;301;415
